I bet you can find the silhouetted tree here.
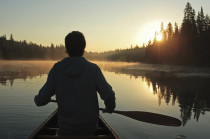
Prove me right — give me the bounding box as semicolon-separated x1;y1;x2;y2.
145;2;210;66
10;34;14;41
167;22;173;40
174;22;179;37
160;22;167;41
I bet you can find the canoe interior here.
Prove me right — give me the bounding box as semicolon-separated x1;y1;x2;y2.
29;109;120;139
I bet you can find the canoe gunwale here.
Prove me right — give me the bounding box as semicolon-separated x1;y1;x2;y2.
28;109;58;139
99;115;120;139
28;109;120;139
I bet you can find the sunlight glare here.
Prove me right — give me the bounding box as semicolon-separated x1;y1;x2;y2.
137;21;167;45
156;33;163;41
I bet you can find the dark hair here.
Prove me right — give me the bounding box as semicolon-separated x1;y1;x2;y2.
65;31;86;57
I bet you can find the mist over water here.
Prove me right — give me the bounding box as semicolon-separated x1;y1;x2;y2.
0;60;210;139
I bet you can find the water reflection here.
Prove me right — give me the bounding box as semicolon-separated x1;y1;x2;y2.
0;60;55;86
96;62;210;126
0;60;210;126
144;75;210;126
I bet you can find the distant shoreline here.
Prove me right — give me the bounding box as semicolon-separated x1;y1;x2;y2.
0;59;209;68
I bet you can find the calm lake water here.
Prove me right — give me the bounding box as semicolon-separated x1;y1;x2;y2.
0;60;210;139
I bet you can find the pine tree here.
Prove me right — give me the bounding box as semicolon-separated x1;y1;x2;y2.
153;32;157;44
174;22;179;36
200;7;206;31
197;11;202;35
160;22;167;41
10;34;14;41
181;2;197;38
167;22;173;40
183;2;192;22
205;14;210;31
190;9;198;38
160;22;164;33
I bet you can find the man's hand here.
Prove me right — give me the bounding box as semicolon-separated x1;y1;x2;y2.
102;107;114;113
104;97;116;113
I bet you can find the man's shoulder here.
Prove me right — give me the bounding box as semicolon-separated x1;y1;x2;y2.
85;59;100;69
53;60;63;69
50;59;66;72
53;57;71;68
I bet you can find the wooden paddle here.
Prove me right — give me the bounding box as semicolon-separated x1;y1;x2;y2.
99;108;181;126
51;100;181;126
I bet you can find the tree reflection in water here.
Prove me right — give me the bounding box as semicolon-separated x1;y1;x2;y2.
96;62;210;126
0;61;210;126
142;74;210;126
0;60;55;87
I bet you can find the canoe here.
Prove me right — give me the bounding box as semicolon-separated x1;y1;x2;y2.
28;109;120;139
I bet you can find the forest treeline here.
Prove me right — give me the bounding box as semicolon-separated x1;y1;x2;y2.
0;2;210;66
84;45;145;62
146;2;210;66
0;35;66;60
0;34;145;61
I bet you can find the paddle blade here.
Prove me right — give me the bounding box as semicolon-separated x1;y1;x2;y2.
113;110;182;126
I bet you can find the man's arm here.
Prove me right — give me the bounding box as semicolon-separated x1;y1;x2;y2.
34;66;56;106
95;66;116;113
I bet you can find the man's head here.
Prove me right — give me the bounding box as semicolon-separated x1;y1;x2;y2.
65;31;86;57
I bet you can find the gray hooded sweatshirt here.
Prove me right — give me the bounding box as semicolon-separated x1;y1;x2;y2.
34;57;116;134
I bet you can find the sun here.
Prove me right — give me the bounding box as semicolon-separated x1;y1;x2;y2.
156;33;163;41
136;21;169;46
137;21;164;45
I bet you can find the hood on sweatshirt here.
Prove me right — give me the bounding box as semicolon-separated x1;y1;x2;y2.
57;57;87;77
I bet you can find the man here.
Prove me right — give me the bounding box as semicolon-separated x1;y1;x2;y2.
34;31;116;135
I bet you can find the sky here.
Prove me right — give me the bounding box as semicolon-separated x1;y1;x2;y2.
0;0;210;52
